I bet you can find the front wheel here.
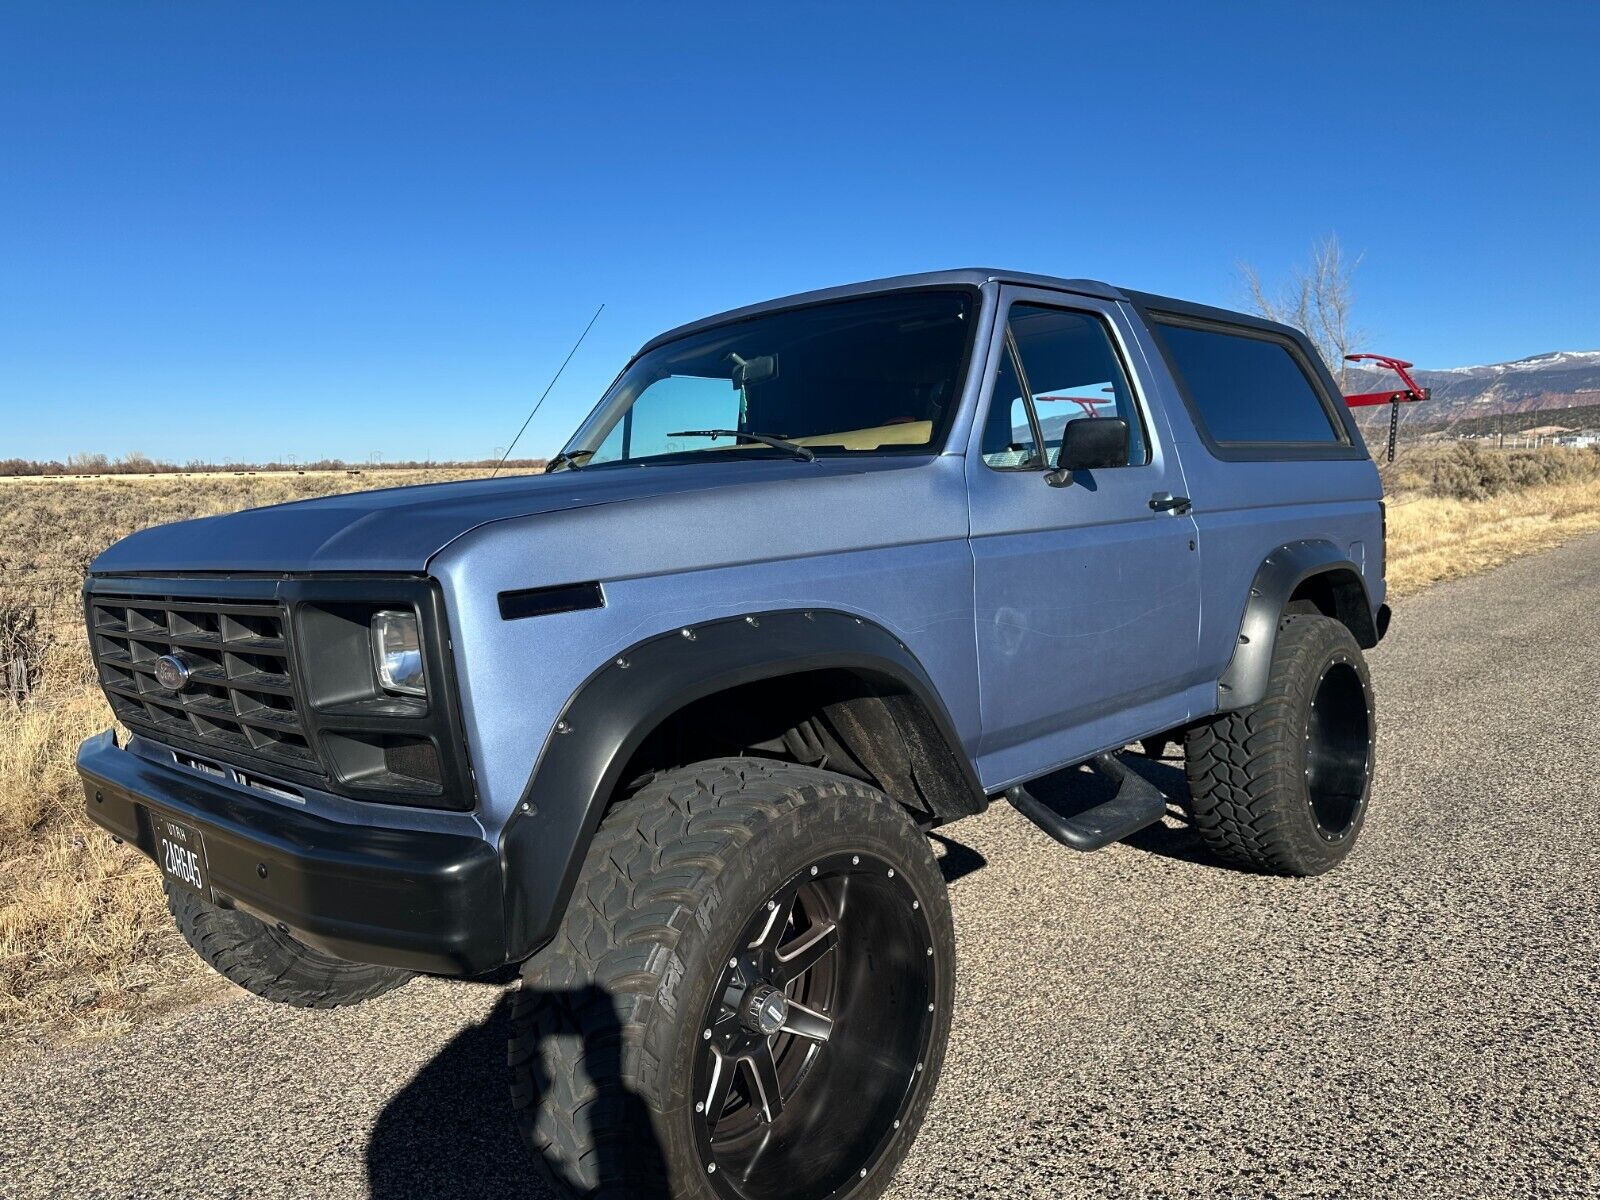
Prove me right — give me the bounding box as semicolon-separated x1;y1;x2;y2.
509;758;955;1200
165;884;411;1008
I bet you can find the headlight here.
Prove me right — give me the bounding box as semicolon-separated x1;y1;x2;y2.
371;610;426;696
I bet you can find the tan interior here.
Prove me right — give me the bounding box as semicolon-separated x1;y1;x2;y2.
703;420;935;452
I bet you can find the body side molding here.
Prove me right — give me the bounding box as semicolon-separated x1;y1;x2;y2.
1216;539;1379;711
497;609;985;962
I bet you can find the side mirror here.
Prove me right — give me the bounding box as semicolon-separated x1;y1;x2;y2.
1045;417;1129;487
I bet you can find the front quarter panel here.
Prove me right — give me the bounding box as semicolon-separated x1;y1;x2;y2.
427;456;979;840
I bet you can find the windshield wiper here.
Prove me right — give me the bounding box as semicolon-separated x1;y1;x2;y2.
666;429;816;463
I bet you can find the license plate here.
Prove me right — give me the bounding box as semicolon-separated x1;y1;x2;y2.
149;811;210;900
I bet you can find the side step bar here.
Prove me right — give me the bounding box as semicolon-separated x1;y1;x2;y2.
1006;753;1168;852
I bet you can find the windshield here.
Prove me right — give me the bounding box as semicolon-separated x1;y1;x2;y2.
554;290;975;468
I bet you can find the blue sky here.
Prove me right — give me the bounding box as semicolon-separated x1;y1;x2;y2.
2;2;1596;463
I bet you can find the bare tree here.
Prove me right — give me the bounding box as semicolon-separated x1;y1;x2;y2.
1240;235;1368;389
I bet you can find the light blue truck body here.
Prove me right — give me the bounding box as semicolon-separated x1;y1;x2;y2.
82;269;1386;973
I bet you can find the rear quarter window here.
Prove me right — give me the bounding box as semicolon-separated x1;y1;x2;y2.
1155;320;1342;445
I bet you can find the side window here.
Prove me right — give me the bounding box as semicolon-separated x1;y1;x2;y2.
980;345;1043;469
1154;321;1341;444
991;304;1149;470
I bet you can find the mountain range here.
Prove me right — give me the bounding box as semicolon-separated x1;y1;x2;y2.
1344;350;1600;431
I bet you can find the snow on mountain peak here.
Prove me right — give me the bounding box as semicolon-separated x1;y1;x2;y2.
1431;350;1600;375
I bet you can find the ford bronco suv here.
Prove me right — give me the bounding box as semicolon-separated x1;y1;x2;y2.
78;269;1388;1200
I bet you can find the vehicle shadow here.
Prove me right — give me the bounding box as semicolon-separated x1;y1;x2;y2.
367;985;669;1199
1021;749;1228;868
366;992;535;1199
929;831;987;884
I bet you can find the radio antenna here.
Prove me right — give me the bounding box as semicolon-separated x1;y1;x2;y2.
491;303;605;478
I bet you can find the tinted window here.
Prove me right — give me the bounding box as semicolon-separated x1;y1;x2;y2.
562;291;974;467
1009;305;1147;467
1156;322;1340;444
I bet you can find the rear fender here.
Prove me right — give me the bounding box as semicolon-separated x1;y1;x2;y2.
1216;540;1379;711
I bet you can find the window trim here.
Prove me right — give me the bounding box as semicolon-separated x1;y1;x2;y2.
979;298;1154;474
1141;310;1368;463
1003;327;1049;459
979;332;1048;472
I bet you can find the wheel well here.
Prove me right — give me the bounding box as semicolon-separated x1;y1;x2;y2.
614;668;980;827
1288;568;1379;648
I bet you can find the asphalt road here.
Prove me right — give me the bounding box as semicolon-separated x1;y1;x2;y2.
4;533;1598;1199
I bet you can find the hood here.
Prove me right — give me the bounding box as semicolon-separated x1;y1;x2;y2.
89;459;903;575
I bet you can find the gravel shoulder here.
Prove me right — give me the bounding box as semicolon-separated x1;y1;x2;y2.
3;533;1598;1199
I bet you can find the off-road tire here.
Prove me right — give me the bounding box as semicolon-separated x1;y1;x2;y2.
1184;614;1376;876
508;757;956;1200
165;883;411;1008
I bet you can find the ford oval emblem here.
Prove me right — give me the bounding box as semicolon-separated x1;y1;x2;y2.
154;653;193;692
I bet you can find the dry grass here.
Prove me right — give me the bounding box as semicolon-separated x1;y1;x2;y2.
0;688;211;1044
0;468;511;1052
2;452;1598;1053
1385;478;1600;596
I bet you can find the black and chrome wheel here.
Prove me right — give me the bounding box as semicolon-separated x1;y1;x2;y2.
1184;613;1377;876
510;759;955;1200
693;851;937;1199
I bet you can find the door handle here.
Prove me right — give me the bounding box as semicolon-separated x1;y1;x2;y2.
1149;493;1192;515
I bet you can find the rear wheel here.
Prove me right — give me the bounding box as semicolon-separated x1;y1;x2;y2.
509;758;955;1200
1184;614;1376;876
165;883;411;1007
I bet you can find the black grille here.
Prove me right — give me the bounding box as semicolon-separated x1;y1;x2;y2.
89;594;319;774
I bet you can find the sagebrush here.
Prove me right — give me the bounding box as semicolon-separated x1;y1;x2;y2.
0;600;51;703
1381;441;1600;502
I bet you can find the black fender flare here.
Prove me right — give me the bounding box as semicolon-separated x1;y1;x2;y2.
1216;539;1380;712
497;608;984;962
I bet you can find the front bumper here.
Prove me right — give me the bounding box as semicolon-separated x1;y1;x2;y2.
77;731;506;975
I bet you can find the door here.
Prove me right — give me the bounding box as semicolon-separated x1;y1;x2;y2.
966;286;1203;788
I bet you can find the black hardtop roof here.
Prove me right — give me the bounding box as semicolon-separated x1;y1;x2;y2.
638;268;1301;355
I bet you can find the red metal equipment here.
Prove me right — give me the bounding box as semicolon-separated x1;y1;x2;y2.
1037;394;1115;419
1343;353;1429;462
